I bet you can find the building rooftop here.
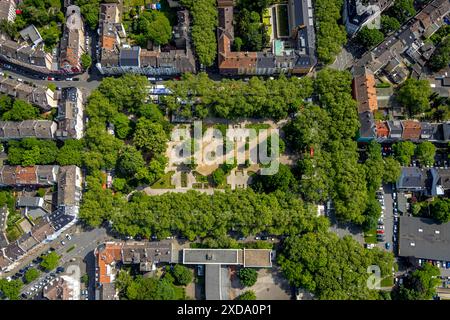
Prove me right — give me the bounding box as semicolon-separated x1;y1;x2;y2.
19;25;43;46
399;216;450;261
397;167;429;190
402;120;422;140
352;67;378;114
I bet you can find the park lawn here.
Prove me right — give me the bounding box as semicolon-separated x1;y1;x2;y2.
193;171;208;183
151;171;175;189
381;276;394;287
245;123;271;132
364;229;377;244
181;172;188;188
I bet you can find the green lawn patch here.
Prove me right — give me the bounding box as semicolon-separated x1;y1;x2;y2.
181;172;188;188
151;171;175;189
193;171;208;183
381;276;394;287
376;82;391;88
364;229;377;244
245;123;271;132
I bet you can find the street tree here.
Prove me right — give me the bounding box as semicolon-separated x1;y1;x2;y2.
415;141;436;167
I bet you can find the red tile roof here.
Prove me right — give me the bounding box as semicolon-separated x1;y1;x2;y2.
376;121;389;138
402;120;422;140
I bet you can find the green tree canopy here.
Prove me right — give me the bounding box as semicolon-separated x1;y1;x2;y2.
40;251;60;272
133;118;168;155
381;15;400;35
24;268;40;284
383;157;402;183
415;141;436;167
236;290;256;300
396;79;431;115
393;141;416;166
250;164;298;193
356;26;385;49
57;139;84;166
0;278;22;300
131;10;172;46
429;36;450;72
81;53;92;70
171;265;193;286
180;0;217;67
238;268;258;287
2;99;39;121
278;231;395;300
392;263;440;300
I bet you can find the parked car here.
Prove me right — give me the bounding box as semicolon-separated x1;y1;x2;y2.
65;234;71;240
197;265;204;276
47;76;55;81
61;240;65;245
377;225;385;230
376;230;385;234
385;242;391;249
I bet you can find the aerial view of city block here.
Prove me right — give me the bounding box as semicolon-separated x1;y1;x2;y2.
0;0;447;304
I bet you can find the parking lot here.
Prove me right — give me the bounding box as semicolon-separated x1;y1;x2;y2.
368;184;399;253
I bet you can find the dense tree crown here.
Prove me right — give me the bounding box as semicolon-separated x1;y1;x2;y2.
392;263;440;300
278;232;395;300
180;0;217;67
130;10;172;47
315;0;347;64
396;79;432;116
163;73;314;120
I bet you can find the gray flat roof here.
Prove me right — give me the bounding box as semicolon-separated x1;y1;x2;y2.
205;264;222;300
399;216;450;261
183;249;240;265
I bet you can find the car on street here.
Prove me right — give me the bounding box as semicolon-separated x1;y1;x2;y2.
65;77;73;81
65;234;72;240
47;76;55;81
377;225;385;230
61;240;66;245
376;230;384;234
56;267;65;273
197;265;204;276
385;242;391;249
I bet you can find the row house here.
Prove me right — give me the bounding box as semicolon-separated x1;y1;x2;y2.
95;241;173;300
217;0;317;76
397;166;450;197
55;87;84;139
96;5;196;76
0;75;58;111
356;0;450;80
59;5;86;73
0;24;54;73
0;165;82;271
0;120;57;140
0;165;59;186
373;120;450;143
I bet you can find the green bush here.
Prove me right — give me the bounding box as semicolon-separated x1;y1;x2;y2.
238;268;258;287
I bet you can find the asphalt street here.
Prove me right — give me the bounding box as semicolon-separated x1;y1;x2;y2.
0;65;102;93
379;184;394;253
17;226;111;299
